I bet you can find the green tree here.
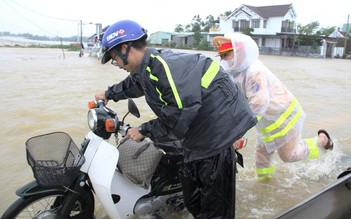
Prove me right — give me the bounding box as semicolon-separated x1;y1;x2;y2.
198;39;209;50
220;11;233;18
241;27;254;36
174;24;184;33
203;15;216;32
190;15;204;47
297;21;320;35
316;26;336;36
185;24;192;32
190;15;205;31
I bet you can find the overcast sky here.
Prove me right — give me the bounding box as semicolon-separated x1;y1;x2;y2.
0;0;349;38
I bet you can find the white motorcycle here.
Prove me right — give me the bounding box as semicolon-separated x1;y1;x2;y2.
1;99;185;219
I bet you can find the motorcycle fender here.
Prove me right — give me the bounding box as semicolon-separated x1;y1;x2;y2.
88;139;122;219
110;170;151;218
80;131;104;173
15;180;66;198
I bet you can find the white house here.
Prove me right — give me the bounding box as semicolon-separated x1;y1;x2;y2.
326;29;349;57
213;4;297;49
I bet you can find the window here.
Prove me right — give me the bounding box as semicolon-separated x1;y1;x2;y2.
232;20;239;32
281;20;295;32
232;20;239;28
263;20;267;28
251;19;260;28
240;20;250;29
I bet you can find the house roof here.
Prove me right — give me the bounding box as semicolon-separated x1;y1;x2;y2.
150;31;173;35
242;4;294;19
328;30;349;38
339;31;349;37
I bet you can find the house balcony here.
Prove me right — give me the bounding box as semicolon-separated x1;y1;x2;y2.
233;27;251;32
281;28;296;33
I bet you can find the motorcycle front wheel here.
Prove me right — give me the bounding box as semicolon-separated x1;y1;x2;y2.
1;189;94;219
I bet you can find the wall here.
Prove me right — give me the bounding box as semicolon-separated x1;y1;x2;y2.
149;32;171;45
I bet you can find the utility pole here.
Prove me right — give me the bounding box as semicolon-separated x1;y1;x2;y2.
344;14;350;56
80;20;83;45
80;20;83;57
95;23;102;40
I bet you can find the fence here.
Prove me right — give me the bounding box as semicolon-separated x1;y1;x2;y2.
259;46;322;58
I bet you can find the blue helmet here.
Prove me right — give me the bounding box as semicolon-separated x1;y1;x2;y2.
101;20;146;64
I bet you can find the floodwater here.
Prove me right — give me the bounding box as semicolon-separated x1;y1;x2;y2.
0;47;350;218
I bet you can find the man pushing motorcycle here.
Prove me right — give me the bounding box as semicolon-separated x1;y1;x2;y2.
95;19;257;218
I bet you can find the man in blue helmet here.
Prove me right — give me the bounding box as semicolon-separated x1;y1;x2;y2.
95;19;257;218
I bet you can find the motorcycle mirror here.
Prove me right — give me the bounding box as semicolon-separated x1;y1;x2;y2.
128;99;140;118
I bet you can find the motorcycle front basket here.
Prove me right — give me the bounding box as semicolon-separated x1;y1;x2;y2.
26;132;85;187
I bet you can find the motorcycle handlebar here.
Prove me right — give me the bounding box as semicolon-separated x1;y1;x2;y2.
119;124;131;138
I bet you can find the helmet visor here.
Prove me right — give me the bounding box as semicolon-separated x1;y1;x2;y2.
101;46;111;64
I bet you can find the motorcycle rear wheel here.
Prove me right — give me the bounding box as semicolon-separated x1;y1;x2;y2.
1;189;94;219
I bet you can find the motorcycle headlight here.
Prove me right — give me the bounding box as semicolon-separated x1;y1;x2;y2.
87;109;97;131
87;108;113;139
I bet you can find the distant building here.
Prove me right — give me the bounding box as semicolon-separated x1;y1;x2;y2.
0;32;11;36
326;29;350;57
171;32;194;47
148;31;172;46
216;4;297;48
150;4;298;50
149;31;222;50
148;4;347;58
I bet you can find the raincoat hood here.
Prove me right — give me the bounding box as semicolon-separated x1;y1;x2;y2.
221;33;259;75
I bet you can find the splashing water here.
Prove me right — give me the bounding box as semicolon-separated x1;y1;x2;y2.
286;140;351;182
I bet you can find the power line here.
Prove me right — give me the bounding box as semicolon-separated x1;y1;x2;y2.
9;0;79;22
3;0;80;37
3;0;62;37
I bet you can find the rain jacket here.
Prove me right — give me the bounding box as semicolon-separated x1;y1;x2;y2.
105;47;257;162
223;33;306;153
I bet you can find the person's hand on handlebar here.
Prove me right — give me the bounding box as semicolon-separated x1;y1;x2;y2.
126;127;145;142
95;91;109;105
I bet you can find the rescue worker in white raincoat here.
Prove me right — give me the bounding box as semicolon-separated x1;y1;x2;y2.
213;33;334;180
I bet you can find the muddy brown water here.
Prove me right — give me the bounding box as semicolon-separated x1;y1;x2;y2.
0;47;350;218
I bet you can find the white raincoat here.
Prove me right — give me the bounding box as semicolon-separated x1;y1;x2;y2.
220;33;320;179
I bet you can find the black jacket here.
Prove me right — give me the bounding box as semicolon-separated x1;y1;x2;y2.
105;48;257;162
